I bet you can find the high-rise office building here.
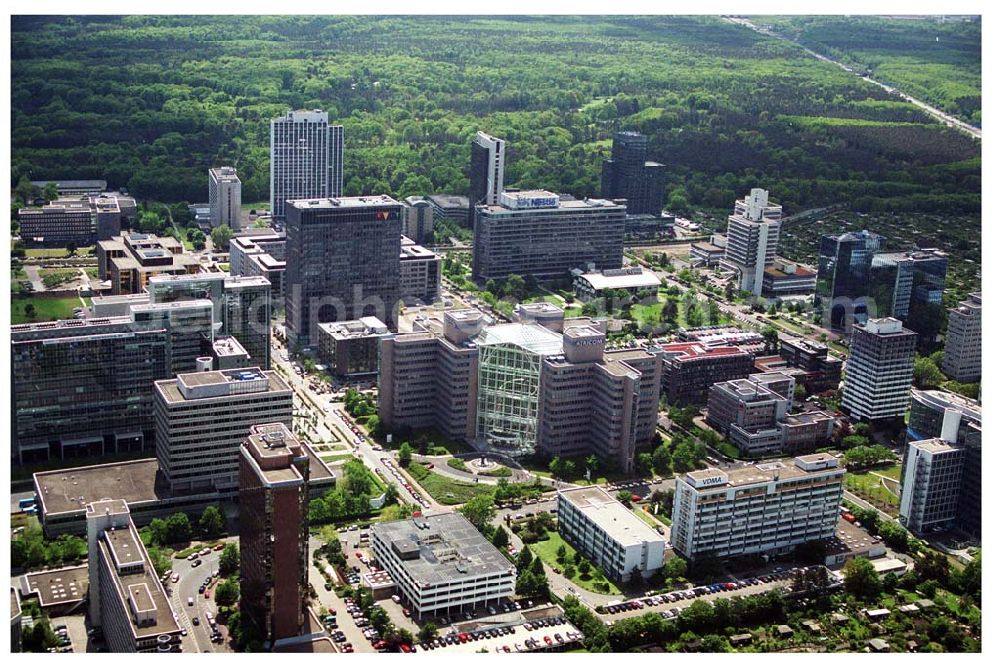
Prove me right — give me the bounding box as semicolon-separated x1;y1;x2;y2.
399;237;441;305
378;307;661;472
941;292;982;382
284;196;402;349
719;189;782;297
841;318;917;421
600;131;667;216
209;167;242;231
671;454;845;561
814;230;886;330
269;110;344;220
239;423;310;646
472;190;626;281
153;367;293;492
11;317;170;463
223;276;272;370
658;342;756;406
86;499;183;652
468;131;505;224
902;388;981;536
229;231;286;302
868;249;948;321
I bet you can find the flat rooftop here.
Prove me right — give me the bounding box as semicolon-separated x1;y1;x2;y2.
156;368;289;404
427;194;469;209
687;453;843;489
21;565;89;608
576;267;661;291
97;534;180;638
35;459;161;517
822;517;883;559
287;195;400;210
660;342;749;360
559;486;663;547
372;513;514;586
911;438;960;454
318;317;388;339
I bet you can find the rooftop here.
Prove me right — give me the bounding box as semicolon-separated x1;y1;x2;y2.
911;438;960;455
243;423;307;485
371;513;514;586
559;486;664;547
474;322;565;356
35;459;161;517
660;342;750;360
21;565;89;609
318;317;389;339
287;195;400;210
686;453;842;489
426;194;470;209
576;267;661;291
155;368;289;404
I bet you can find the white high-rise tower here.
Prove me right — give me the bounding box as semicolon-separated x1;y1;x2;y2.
269;109;344;220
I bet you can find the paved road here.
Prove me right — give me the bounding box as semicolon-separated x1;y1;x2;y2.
167;547;224;653
726;17;982;140
24;264;45;292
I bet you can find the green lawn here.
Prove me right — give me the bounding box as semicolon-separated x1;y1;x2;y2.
11;295;81;324
406;463;484;505
529;530;622;596
24;248;71;258
632;506;667;530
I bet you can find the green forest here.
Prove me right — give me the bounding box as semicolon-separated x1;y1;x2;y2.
762;16;981;125
11;15;980;218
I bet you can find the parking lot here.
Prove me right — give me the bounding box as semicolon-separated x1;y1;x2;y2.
599;566;823;621
415;616;583;653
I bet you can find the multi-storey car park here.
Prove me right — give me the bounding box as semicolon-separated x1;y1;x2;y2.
370;513;515;620
671;453;846;561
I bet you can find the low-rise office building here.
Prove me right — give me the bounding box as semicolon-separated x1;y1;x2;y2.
707;373;835;456
762;259;817;297
676;325;766;356
473;191;626;281
153;368;293;492
557;486;665;583
671;454;845;561
776;335;843;393
97;233;201;295
86;499;183;652
370;513;516;619
31;179;108;196
658;342;755;406
572;266;661;302
690;237;728;268
317;317;389;376
18;199;96;247
400;237;441;305
426;194;470;226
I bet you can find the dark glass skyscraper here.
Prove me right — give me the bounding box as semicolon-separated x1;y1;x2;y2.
600;131;667;216
285;196;402;349
814;230;886;330
468;131;505;225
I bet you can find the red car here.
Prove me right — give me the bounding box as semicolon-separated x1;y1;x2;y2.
328;607;337;615
355;551;363;558
544;636;553;645
204;591;210;599
400;644;412;653
403;608;411;617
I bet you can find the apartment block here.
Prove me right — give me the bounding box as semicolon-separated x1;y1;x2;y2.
658;342;755;406
153;368;293;492
317;317;389;377
473;191;626;281
370;513;515;619
86;500;183;652
239;424;310;645
284;196;402;348
672;454;845;561
557;486;665;583
941;292;981;383
270;109;343;219
841;318;917;421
